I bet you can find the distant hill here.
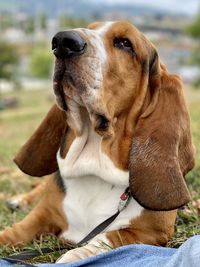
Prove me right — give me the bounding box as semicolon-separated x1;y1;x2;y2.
0;0;189;18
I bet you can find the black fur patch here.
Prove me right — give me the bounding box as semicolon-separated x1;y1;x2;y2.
54;171;66;193
149;50;158;76
97;114;109;131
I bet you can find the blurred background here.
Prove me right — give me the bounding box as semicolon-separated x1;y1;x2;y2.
0;0;200;256
0;0;199;95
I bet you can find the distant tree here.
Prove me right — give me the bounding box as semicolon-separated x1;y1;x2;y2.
0;42;19;107
0;41;19;80
30;46;52;78
39;13;47;31
0;13;14;31
58;15;88;29
186;13;200;39
186;12;200;86
24;16;35;34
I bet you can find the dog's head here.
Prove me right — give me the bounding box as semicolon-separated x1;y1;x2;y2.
15;21;195;211
52;21;161;136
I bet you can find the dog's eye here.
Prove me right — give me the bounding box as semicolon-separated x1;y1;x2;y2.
113;38;134;54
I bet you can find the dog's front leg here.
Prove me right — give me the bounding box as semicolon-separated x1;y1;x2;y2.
0;175;67;245
57;215;175;264
57;233;111;263
7;178;48;210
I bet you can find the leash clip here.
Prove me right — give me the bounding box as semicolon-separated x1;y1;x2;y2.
118;187;131;212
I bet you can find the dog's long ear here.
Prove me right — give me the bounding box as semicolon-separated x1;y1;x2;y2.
129;48;195;211
14;104;67;177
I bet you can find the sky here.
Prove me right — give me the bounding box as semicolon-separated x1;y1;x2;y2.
88;0;200;15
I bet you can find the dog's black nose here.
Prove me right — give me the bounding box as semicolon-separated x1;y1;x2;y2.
52;31;87;59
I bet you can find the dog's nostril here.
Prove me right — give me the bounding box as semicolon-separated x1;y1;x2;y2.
62;37;79;51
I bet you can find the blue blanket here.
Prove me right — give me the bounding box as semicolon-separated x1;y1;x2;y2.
1;235;200;267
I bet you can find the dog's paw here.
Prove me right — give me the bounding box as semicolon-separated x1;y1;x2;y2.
57;236;110;263
56;248;84;263
6;195;28;210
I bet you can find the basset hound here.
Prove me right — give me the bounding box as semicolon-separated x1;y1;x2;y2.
0;21;195;263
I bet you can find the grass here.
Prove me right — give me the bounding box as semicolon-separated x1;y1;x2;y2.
0;88;200;263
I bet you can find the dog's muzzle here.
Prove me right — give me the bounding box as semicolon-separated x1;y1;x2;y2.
52;31;87;111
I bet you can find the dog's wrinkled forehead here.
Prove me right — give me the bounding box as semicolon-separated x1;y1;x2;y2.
80;21;113;34
74;22;114;61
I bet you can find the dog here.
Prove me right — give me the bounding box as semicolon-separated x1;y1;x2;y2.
0;21;195;263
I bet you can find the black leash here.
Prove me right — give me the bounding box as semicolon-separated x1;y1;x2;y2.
1;187;131;266
2;247;57;266
1;257;38;267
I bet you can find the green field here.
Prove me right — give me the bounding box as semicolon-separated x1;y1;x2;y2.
0;88;200;263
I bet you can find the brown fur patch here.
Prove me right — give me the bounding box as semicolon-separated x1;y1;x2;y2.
106;210;177;248
14;105;67;177
0;175;67;245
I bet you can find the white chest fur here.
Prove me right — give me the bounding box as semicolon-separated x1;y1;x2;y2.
57;123;128;186
57;124;144;243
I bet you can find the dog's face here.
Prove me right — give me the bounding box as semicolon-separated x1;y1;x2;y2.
52;21;155;135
